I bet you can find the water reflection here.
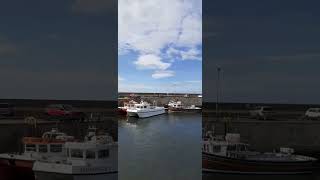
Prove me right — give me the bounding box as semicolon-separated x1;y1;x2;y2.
119;113;201;180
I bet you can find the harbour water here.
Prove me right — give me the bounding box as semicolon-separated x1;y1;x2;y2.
119;113;201;180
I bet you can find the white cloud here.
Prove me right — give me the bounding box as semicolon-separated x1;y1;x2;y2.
152;70;175;79
119;0;201;79
134;54;171;70
167;47;201;61
177;13;202;47
186;80;201;83
119;0;201;54
119;1;201;58
118;83;152;92
181;48;202;61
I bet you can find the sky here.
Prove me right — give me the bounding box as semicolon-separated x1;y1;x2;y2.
118;0;202;94
0;0;117;100
203;0;320;104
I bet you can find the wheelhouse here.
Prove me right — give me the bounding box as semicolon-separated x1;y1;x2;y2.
133;101;151;109
124;100;138;109
22;128;74;155
64;141;117;163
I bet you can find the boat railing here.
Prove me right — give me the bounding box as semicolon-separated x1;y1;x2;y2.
22;137;74;144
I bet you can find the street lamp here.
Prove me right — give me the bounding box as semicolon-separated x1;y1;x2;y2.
216;67;221;121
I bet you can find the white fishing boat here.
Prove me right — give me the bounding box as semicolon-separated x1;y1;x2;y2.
167;100;183;112
33;127;118;180
184;105;202;113
127;101;165;118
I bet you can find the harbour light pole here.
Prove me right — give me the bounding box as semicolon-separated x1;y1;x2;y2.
216;67;221;121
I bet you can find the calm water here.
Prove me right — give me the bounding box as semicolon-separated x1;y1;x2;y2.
119;113;201;180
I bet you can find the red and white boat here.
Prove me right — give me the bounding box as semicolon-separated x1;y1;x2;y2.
0;128;74;180
168;100;183;112
118;100;138;115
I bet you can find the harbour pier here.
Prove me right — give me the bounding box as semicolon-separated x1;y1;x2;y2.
118;92;202;107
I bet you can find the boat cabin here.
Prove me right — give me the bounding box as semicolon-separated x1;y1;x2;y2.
203;133;250;157
124;100;138;109
133;101;153;109
168;101;182;108
64;134;117;165
65;143;112;161
22;128;74;156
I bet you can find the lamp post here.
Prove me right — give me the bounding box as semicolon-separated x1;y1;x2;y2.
216;67;221;121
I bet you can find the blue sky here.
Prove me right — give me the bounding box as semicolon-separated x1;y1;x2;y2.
0;0;117;100
118;0;202;94
203;0;320;104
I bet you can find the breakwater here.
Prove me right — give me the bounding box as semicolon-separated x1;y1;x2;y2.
0;99;116;118
118;93;202;107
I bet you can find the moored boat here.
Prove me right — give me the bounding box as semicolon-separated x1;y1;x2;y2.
127;101;165;118
202;131;317;175
168;100;183;112
33;127;118;180
118;100;138;115
183;105;202;113
0;128;74;180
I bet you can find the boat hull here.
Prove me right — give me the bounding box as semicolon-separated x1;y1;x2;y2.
117;108;127;115
182;108;202;113
34;171;118;180
202;152;316;175
0;158;35;180
168;107;184;112
127;109;165;118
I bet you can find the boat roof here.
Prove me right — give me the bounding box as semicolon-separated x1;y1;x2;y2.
65;140;117;149
22;128;74;144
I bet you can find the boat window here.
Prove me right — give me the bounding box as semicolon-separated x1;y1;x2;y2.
212;145;221;152
227;145;236;151
98;149;109;158
50;144;62;152
38;144;48;153
51;134;58;139
237;145;247;151
26;144;36;152
144;106;147;108
71;149;83;158
86;150;96;159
